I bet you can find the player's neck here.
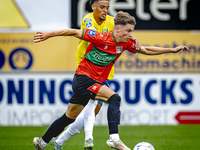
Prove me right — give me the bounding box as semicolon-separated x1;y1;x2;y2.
93;14;104;25
113;30;120;44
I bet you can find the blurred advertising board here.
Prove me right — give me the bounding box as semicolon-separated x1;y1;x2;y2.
0;33;78;71
0;31;200;72
71;0;200;30
116;30;200;73
1;0;199;72
0;0;71;32
0;73;199;126
0;0;74;71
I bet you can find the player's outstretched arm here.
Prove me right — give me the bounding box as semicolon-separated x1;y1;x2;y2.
34;29;82;43
138;45;189;55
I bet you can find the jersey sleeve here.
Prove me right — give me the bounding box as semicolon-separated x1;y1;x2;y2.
126;39;137;53
80;16;91;48
81;17;96;30
81;28;103;44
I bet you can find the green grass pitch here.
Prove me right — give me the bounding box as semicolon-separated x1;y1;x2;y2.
0;125;200;150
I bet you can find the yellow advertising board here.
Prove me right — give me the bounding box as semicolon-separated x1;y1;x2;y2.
116;30;200;72
0;31;200;72
0;33;78;71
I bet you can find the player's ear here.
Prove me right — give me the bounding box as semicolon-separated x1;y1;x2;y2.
91;4;96;11
116;25;120;32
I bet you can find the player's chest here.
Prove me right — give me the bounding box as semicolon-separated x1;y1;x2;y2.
93;23;111;33
95;43;125;55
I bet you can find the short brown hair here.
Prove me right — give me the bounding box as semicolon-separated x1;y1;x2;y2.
114;11;136;26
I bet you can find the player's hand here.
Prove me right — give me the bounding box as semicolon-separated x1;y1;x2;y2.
173;46;189;53
130;37;141;50
34;32;51;43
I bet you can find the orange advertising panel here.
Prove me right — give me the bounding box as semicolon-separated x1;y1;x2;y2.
0;31;200;72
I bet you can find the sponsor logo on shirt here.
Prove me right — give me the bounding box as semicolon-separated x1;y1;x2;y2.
92;86;97;90
85;47;118;66
88;30;96;36
86;22;92;28
84;18;92;22
93;53;115;62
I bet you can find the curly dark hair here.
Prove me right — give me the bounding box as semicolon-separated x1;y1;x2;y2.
90;0;109;6
114;11;136;26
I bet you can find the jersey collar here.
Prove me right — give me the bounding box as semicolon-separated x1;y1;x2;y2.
111;31;118;45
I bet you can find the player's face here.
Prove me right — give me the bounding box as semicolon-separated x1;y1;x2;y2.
117;24;135;43
92;1;109;22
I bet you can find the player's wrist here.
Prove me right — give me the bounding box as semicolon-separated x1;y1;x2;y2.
170;48;176;53
49;32;55;38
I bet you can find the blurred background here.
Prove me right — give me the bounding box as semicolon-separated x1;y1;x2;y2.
0;0;200;126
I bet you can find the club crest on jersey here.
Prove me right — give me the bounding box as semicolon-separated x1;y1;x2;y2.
116;46;123;53
88;30;96;36
102;28;108;33
86;22;92;28
84;18;92;22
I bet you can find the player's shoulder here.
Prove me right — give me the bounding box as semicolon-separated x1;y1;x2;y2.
81;13;95;29
105;15;115;29
82;13;93;23
125;39;137;52
106;14;115;20
85;28;110;40
126;39;135;46
105;15;114;22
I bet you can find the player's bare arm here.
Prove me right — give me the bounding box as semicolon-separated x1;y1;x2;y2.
137;45;189;55
34;29;82;43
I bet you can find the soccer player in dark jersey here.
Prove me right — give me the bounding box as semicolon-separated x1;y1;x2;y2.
33;11;189;150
